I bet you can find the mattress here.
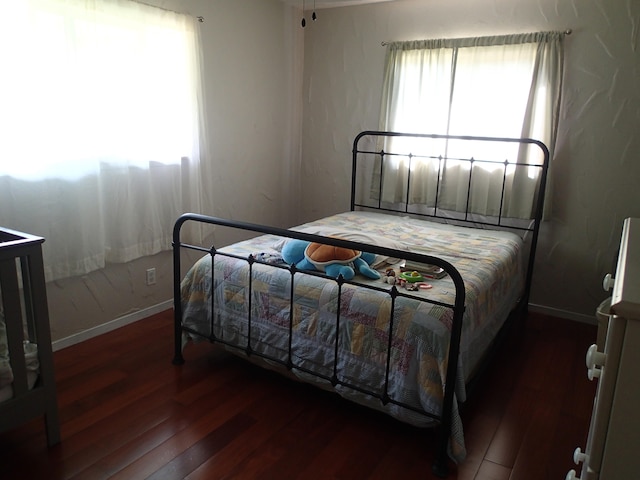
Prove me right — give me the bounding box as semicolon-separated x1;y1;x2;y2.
179;211;525;462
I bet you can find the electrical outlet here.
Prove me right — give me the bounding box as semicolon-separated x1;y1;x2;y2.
146;267;156;285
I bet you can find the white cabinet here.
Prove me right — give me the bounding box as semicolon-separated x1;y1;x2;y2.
567;217;640;480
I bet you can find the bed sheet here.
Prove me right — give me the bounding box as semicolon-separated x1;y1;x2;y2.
179;211;525;463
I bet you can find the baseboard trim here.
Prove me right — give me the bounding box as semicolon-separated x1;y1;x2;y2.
52;300;173;352
528;303;597;325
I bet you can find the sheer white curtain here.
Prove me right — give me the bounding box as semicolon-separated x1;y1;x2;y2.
0;0;208;281
376;32;564;219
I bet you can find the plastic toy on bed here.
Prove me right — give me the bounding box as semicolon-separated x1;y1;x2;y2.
281;238;380;281
399;270;424;283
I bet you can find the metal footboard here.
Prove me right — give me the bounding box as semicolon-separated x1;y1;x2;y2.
172;213;466;477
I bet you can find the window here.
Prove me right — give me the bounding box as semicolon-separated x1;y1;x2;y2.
0;0;207;281
375;33;564;219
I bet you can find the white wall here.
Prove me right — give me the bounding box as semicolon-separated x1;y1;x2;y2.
299;0;640;320
46;0;303;342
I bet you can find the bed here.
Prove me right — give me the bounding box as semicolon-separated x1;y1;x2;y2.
172;131;550;477
0;227;60;447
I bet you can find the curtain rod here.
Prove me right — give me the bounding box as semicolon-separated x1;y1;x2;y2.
130;0;204;22
381;29;572;47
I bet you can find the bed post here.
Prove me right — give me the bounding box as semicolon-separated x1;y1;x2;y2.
351;132;363;211
432;267;466;478
172;214;187;365
521;140;550;311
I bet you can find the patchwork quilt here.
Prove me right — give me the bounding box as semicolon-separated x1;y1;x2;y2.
179;211;525;463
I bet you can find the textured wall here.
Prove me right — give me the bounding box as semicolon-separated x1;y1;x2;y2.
40;0;640;342
299;0;640;320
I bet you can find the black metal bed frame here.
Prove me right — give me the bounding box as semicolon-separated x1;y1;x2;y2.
172;131;549;477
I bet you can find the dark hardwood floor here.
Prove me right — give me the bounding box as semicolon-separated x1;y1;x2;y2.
0;309;597;479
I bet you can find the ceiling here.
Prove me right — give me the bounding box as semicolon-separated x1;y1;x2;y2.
281;0;396;9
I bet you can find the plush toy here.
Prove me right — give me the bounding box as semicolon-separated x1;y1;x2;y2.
281;238;380;281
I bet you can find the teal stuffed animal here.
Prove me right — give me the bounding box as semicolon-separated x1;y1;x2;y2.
281;238;380;281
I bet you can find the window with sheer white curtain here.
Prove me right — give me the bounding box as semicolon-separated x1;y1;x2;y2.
0;0;208;281
376;32;564;219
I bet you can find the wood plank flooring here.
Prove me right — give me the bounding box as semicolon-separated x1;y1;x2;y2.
0;309;597;479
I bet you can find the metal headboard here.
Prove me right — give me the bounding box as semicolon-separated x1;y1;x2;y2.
350;130;550;307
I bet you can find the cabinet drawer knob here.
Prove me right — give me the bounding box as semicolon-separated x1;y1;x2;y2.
573;447;588;465
586;344;605;369
586;344;605;381
603;273;615;291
